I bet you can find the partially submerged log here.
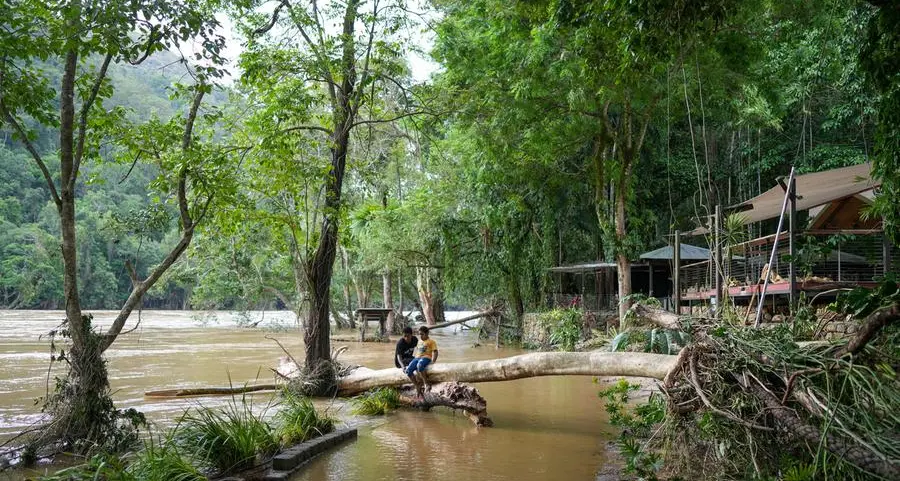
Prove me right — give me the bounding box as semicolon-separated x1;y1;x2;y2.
145;384;277;398
336;351;677;395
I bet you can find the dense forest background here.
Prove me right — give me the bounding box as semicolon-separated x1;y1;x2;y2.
0;0;892;319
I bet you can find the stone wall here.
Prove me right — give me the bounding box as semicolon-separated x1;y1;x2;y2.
522;313;549;348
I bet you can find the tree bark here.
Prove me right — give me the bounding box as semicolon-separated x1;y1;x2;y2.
416;267;436;325
631;303;682;330
336;351;677;395
383;270;395;333
835;303;899;358
340;248;355;329
616;187;632;321
150;352;676;399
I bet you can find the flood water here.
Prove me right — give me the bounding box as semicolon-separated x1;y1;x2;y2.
0;310;615;480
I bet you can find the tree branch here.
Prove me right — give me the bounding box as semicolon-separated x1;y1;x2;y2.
253;0;288;35
71;52;113;190
350;110;431;128
280;124;333;136
0;99;62;207
835;303;899;358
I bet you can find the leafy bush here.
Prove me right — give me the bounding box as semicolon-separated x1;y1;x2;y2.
351;387;402;416
36;453;136;481
174;399;278;475
275;392;335;446
608;328;689;354
599;380;666;479
539;308;583;351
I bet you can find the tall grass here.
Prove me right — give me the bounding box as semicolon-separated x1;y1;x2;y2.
275;392;335;445
174;398;278;475
351;387;402;416
128;432;205;481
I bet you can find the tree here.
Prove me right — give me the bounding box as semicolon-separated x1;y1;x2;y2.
240;0;420;385
0;0;232;454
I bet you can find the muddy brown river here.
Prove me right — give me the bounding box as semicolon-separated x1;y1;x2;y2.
0;310;616;480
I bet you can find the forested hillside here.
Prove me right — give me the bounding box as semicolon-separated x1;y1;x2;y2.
0;54;196;309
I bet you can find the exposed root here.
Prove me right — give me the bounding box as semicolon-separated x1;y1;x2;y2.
397;382;493;426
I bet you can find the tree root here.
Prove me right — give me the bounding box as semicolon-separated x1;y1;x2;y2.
396;382;493;426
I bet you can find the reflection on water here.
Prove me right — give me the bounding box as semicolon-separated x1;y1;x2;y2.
0;310;614;480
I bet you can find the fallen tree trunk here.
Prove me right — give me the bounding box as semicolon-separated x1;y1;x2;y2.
835;303;899;358
631;304;682;330
146;352;675;399
336;351;677;395
426;309;500;330
749;382;900;479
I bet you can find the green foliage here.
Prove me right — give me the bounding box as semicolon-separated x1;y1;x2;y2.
274;393;335;446
539;308;583;351
599;380;666;480
351;387;403;416
608;328;689;355
831;274;900;319
128;434;205;481
36;453;136;481
174;398;278;475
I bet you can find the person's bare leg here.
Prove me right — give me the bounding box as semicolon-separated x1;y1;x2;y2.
416;371;431;392
408;371;424;399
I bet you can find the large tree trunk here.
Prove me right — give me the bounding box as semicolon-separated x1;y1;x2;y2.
304;0;359;377
416;267;437;325
336;351;676;395
615;185;632;322
151;351;675;404
383;270;395;333
339;248;355;329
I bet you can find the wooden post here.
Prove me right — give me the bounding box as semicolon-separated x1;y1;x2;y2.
714;205;722;319
648;263;655;298
674;230;681;314
789;176;797;311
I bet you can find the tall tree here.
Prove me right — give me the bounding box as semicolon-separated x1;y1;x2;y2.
240;0;419;385
0;0;230;454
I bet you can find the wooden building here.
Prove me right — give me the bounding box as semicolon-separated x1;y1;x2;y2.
680;163;898;311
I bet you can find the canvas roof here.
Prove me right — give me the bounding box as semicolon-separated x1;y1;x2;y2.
689;163;878;235
639;243;711;260
730;163;877;224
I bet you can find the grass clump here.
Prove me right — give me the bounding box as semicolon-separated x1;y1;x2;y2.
275;392;335;446
174;398;278;475
37;453;135;481
351;387;402;416
128;433;205;481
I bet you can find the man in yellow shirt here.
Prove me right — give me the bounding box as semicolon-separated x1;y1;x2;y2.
404;326;438;399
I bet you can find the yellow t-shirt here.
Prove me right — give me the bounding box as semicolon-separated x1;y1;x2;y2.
415;338;437;359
